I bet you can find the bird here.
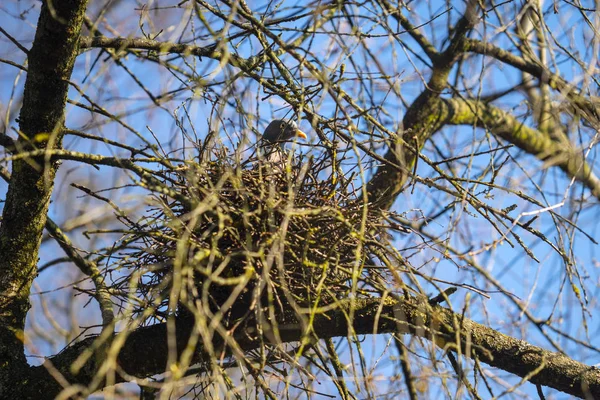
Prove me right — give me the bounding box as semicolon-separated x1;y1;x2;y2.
258;119;308;167
261;119;308;144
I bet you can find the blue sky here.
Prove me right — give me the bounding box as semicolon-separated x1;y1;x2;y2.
1;0;599;398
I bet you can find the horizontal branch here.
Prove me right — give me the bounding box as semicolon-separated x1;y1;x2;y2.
24;295;600;399
465;38;600;127
78;36;259;71
366;93;600;209
445;97;600;199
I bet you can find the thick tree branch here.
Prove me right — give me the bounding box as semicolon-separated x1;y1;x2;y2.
365;5;600;209
366;2;480;209
444;98;600;198
0;0;89;397
20;295;600;399
465;38;600;127
367;93;600;205
0;167;114;333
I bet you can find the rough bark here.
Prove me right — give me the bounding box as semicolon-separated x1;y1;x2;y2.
366;2;479;209
17;296;600;399
0;0;89;398
444;98;600;197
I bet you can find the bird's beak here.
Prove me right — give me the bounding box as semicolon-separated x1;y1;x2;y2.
295;129;308;140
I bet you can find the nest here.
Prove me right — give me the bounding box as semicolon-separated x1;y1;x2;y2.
116;145;398;327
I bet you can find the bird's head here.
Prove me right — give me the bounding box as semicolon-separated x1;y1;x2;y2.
262;119;308;144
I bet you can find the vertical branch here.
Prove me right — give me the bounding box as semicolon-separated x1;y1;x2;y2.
0;0;89;394
366;2;480;209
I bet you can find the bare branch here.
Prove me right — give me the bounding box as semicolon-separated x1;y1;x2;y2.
27;296;600;399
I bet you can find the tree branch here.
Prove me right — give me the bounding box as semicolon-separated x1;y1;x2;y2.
366;2;480;209
78;36;260;72
465;38;600;127
365;5;600;209
22;295;600;399
0;0;89;398
444;97;600;198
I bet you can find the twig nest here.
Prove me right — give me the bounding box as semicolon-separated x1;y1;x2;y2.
124;145;396;326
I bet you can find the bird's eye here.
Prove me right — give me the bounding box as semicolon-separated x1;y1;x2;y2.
280;123;286;130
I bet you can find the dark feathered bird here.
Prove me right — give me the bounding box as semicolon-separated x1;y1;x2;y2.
259;120;308;167
262;119;308;144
